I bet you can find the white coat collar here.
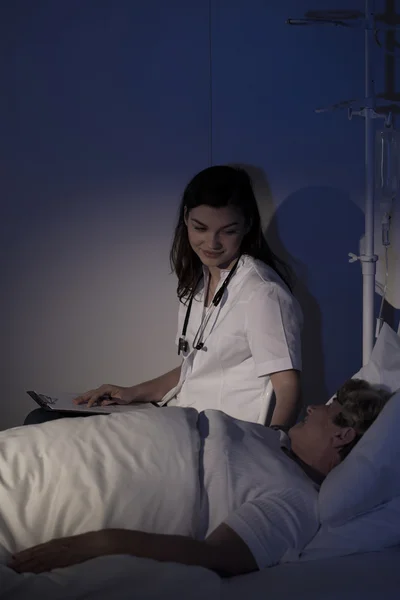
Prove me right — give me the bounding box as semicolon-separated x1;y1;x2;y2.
202;254;247;281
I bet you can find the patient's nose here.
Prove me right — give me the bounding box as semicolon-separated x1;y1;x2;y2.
306;405;316;415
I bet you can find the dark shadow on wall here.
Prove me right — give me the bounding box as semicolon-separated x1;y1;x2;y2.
271;186;366;405
237;165;328;410
238;165;366;410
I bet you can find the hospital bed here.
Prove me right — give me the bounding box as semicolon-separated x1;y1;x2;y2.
0;320;399;600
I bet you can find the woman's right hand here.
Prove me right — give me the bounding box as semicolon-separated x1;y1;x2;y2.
73;384;136;408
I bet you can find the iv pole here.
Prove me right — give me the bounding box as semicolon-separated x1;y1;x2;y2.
363;0;378;365
287;1;392;366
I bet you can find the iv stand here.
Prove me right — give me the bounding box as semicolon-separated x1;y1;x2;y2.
287;0;393;366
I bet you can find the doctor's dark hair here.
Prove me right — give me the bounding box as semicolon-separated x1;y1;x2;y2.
170;165;292;301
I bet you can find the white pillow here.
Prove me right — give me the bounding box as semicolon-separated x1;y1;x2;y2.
302;323;400;560
353;322;400;392
325;322;400;405
319;388;400;524
301;496;400;560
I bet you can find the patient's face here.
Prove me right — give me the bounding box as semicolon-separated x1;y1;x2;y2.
289;401;344;450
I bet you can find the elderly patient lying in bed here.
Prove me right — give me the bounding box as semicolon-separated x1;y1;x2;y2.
6;379;390;577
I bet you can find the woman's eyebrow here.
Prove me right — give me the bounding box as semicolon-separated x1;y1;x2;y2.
191;218;239;229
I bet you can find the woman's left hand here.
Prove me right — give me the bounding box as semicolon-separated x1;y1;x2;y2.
8;530;112;574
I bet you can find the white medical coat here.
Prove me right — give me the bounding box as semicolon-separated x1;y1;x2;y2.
161;255;302;423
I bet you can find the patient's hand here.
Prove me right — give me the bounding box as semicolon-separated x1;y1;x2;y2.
8;531;112;574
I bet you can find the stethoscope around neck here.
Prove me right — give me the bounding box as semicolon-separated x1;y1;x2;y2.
178;256;241;355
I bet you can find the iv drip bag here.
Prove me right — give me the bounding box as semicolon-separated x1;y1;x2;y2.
375;129;400;202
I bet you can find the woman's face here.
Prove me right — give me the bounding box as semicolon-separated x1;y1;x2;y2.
185;205;248;269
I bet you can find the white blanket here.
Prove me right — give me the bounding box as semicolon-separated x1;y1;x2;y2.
0;555;221;600
0;405;200;563
0;405;319;597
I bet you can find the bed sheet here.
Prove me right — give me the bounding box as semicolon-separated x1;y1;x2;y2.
0;555;221;600
0;405;200;562
222;548;400;600
2;548;399;600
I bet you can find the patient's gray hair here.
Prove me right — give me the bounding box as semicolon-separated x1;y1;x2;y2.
333;379;392;460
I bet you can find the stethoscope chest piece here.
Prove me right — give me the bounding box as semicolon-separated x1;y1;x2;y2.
178;336;189;355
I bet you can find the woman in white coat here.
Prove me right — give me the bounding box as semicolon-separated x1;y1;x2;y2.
25;166;302;427
75;165;303;426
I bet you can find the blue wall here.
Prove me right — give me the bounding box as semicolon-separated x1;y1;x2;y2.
3;0;393;426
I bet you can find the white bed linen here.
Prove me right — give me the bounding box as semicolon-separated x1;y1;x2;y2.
3;402;397;598
0;406;319;572
1;548;399;600
0;555;221;600
0;405;200;563
222;547;400;600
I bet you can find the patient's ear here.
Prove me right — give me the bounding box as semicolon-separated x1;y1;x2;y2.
332;427;356;449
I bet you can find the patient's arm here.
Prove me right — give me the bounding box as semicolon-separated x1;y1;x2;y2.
108;524;258;576
9;525;257;576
